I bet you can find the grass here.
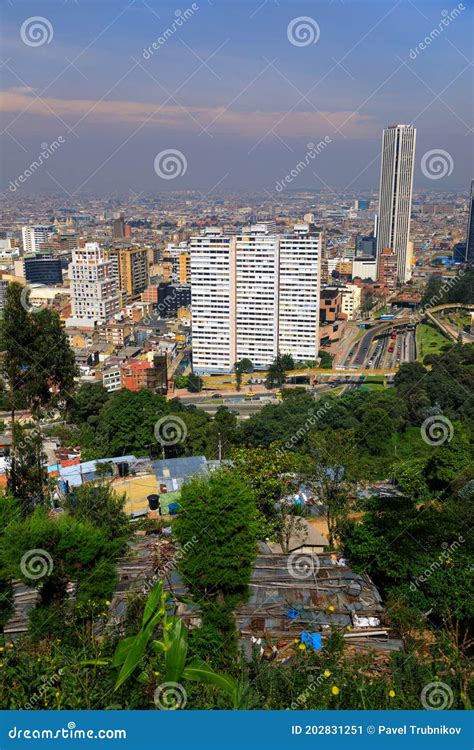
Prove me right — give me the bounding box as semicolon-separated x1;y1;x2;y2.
416;324;450;361
374;305;390;318
362;382;386;391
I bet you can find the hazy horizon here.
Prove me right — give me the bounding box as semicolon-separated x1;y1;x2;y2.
1;0;472;198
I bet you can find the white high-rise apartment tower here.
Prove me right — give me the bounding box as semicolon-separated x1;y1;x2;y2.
68;242;119;326
190;225;321;373
376;124;416;283
22;225;52;254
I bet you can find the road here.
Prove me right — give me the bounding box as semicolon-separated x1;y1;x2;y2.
339;321;418;391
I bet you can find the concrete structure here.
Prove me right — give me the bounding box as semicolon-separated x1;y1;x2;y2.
340;284;362;318
21;225;52;254
356;235;376;257
23;254;63;285
352;256;378;281
190;226;321;373
104;245;148;297
68;242;120;327
378;247;398;290
0;279;9;310
376;124;416;283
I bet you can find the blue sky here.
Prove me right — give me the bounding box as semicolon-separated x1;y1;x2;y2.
1;0;472;196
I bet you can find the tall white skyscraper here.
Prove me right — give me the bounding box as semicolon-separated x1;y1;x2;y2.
68;242;119;326
190;225;321;373
376;124;416;283
190;229;235;373
22;225;52;254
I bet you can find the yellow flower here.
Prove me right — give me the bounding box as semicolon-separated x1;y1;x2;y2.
294;638;299;644
298;643;306;650
153;671;160;676
105;600;111;606
388;690;396;698
0;646;4;652
331;686;340;696
328;605;335;612
323;669;331;678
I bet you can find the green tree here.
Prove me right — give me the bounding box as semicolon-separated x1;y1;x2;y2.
174;470;258;599
307;429;356;547
7;424;46;514
319;350;334;369
0;508;114;608
187;372;203;393
234;358;253;391
67;383;110;429
63;481;130;543
230;444;302;523
265;354;294;389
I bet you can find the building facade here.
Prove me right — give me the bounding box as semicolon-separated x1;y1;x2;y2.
376;124;416;283
352;256;377;281
22;225;52;254
378;247;398;290
24;255;63;285
190;226;321;373
104;245;149;297
68;242;120;326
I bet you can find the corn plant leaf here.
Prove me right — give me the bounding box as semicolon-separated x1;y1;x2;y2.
111;637;136;668
142;580;164;628
114;629;150;690
182;659;238;701
150;640;167;654
164;617;188;683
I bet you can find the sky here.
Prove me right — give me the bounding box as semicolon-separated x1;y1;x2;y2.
0;0;473;198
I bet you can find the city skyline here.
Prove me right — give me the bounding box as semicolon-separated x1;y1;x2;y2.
1;0;472;196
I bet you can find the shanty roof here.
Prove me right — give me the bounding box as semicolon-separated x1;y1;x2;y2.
57;456;137;487
266;518;328;554
235;552;398;655
151;456;210;490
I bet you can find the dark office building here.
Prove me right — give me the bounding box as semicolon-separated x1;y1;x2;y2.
355;235;377;257
24;255;63;285
157;282;191;318
466;179;474;264
453;242;467;263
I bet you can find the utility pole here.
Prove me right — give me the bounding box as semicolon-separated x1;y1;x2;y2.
217;431;222;462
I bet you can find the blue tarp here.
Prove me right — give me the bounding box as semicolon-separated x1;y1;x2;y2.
301;632;323;650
